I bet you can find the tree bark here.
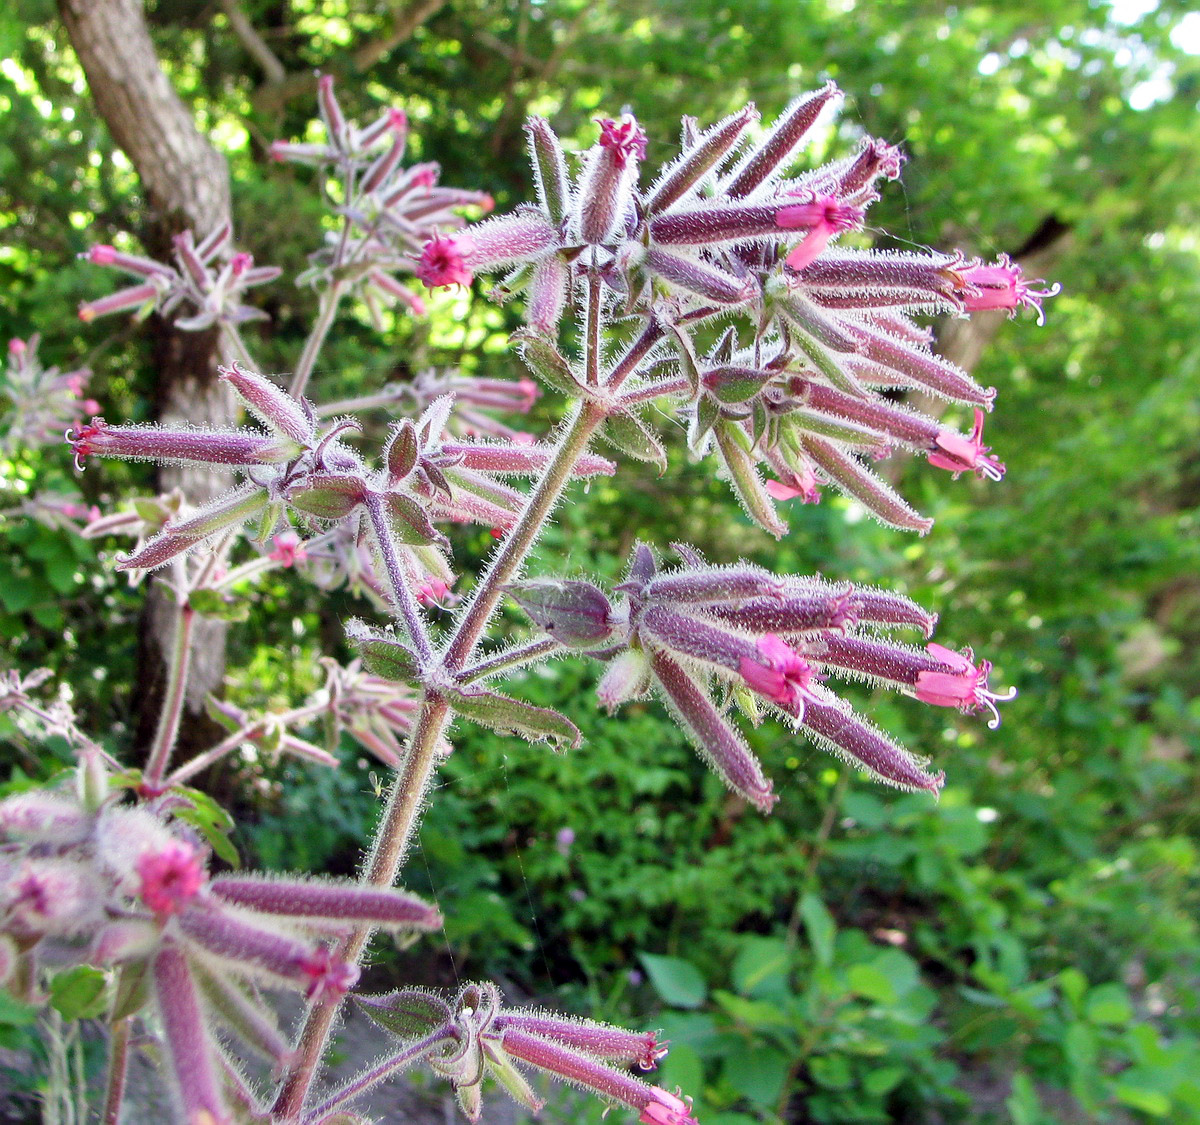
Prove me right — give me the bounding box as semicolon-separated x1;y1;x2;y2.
59;0;235;755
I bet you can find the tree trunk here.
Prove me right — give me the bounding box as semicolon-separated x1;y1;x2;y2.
59;0;235;756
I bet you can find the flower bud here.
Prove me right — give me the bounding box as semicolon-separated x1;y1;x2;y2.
508;579;617;648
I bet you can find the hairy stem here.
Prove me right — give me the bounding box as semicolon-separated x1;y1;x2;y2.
271;693;452;1121
219;322;257;369
164;701;327;788
605;319;664;391
102;1018;130;1125
364;492;435;664
302;1028;455;1123
459;636;564;683
143;601;195;789
288;280;347;399
585;269;603;387
442;399;606;673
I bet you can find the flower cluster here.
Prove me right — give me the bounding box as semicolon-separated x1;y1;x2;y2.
509;544;1015;810
78;224;281;330
0;772;439;1124
1;335;96;452
348;981;693;1125
415;90;1056;535
67;364;599;581
273;73;492;315
27;77;1052;1125
319;367;541;442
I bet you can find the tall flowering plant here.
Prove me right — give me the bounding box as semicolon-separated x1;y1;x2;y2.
0;73;1054;1124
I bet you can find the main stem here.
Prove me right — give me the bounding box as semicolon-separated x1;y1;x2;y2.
272;693;451;1121
101;1017;130;1125
443;399;607;673
277;301;611;1116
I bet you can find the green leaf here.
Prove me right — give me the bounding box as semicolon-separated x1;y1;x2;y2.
689;395;720;453
513;330;583;396
712;990;790;1029
863;1066;906;1097
799;892;836;968
1057;967;1088;1011
173;787;239;868
847;964;897;1005
286;473;365;519
809;1052;854;1090
383;492;441;545
705;365;772;404
1085;982;1133;1027
357;989;452;1039
49;965;108;1021
347;621;421;682
449;688;581;750
0;990;38;1028
731;935;791;998
600;411;668;473
1113;1083;1172;1117
655;1041;704;1105
1006;1070;1041;1125
485;1043;544;1112
638;953;707;1009
723;1044;789;1105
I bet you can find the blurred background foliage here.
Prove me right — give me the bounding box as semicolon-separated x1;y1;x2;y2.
1;0;1199;1121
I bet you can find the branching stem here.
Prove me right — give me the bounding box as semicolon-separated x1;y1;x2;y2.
289;280;347;398
442;399;606;673
364;492;435;664
143;600;195;788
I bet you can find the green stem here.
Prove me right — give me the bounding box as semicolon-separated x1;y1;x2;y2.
219;322;257;369
271;693;452;1122
585;270;602;387
442;400;606;673
289;280;347;399
364;493;435;664
102;1018;130;1125
143;601;195;789
459;636;564;683
301;1028;455;1124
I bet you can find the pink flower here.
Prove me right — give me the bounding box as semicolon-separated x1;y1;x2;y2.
416;233;475;289
137;840;205;917
950;255;1060;324
297;947;359;1002
230;251;253;277
415;577;453;607
765;468;821;503
269;531;307;567
597;117;648;167
779;195;864;271
915;643;1016;728
928;408;1005;481
640;1087;698;1125
739;634;819;716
